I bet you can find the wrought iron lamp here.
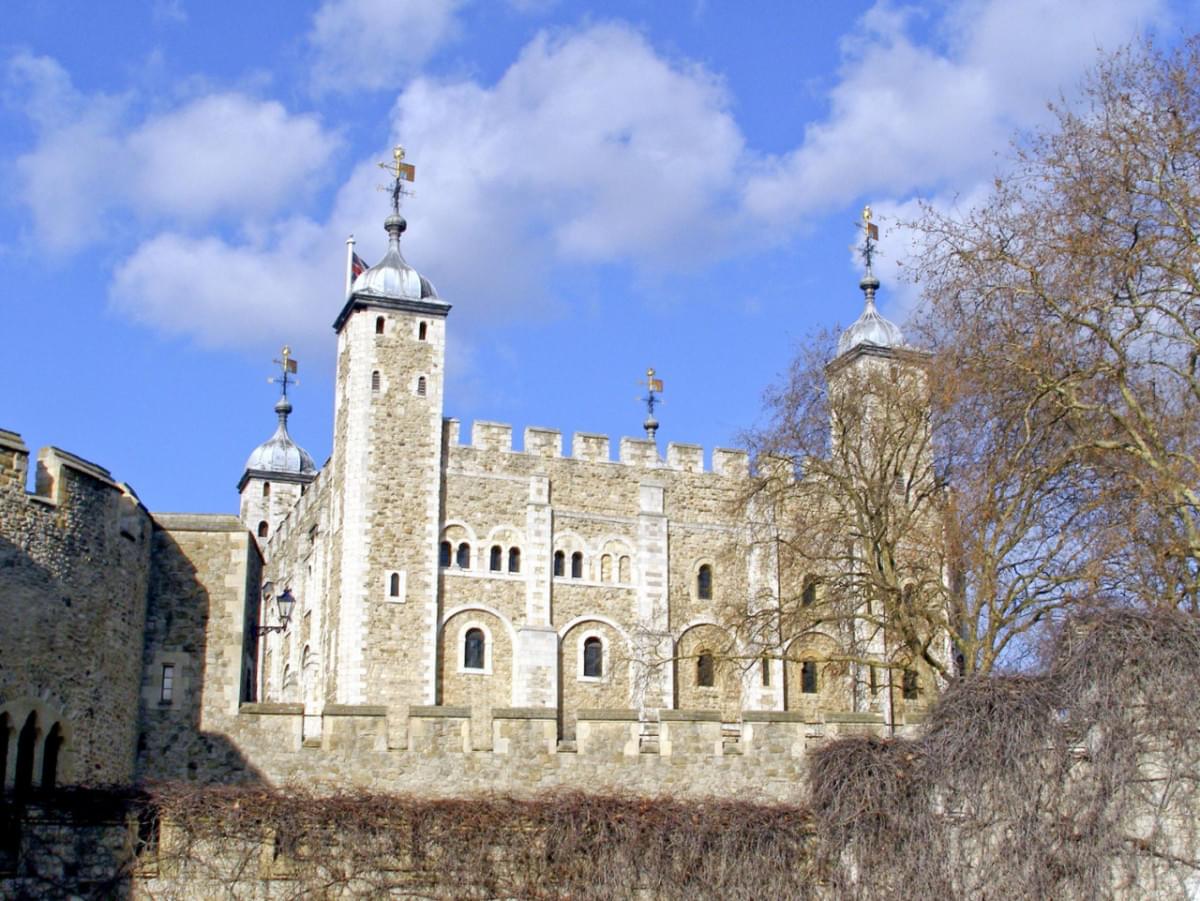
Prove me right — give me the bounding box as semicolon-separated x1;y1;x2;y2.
255;582;295;635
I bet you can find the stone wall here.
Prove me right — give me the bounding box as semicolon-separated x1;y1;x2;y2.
0;432;153;788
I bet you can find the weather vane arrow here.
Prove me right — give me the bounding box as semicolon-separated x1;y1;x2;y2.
378;145;416;215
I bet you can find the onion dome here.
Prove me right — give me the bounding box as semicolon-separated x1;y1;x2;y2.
350;214;438;300
244;395;317;477
837;272;905;355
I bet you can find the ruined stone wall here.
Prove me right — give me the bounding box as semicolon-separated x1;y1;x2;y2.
0;431;152;787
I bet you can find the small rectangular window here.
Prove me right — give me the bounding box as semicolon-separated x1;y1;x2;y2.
160;664;175;704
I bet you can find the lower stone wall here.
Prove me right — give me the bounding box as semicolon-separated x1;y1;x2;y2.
144;704;912;800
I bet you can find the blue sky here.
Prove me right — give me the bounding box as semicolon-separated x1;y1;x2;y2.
0;0;1191;512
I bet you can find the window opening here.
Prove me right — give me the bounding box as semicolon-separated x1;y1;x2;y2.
464;628;485;670
801;660;818;694
571;551;583;579
262;482;270;497
439;541;452;568
601;554;612;582
802;579;817;607
257;521;269;539
456;543;471;570
41;723;63;791
389;573;401;597
508;547;520;573
583;637;603;678
418;321;428;341
490;545;502;572
161;664;175;703
553;551;565;577
619;555;631;583
761;656;771;687
371;370;380;392
902;669;919;700
417;376;427;396
697;651;715;688
697;564;713;600
375;316;385;335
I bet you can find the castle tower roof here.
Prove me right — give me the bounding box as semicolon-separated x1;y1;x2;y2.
837;206;905;356
243;395;317;479
350;213;439;301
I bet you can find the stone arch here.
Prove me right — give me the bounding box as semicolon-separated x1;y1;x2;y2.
14;711;39;796
41;723;64;790
675;622;741;719
0;698;73;791
439;606;515;711
558;617;631;740
783;631;851;714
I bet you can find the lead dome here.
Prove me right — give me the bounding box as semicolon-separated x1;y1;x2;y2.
351;214;438;300
244;396;317;476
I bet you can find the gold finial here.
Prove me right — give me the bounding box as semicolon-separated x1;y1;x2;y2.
862;205;872;223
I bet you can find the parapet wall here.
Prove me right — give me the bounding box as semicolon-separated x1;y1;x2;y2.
143;702;912;801
0;430;154;786
446;419;750;477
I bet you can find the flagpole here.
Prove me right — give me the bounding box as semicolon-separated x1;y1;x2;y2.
345;234;356;297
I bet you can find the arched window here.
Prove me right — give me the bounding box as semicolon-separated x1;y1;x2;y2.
801;660;818;694
583;637;603;678
697;564;713;600
902;669;919;700
41;723;63;791
262;481;270;497
619;555;631;583
0;712;11;794
601;554;612;582
439;541;452;568
697;650;715;688
375;316;385;335
489;545;502;572
389;573;401;597
417;376;427;396
418;321;428;341
464;628;485;670
508;548;520;573
257;521;269;539
553;550;565;577
571;551;583;579
371;370;381;393
15;711;37;796
456;543;471;570
802;578;817;607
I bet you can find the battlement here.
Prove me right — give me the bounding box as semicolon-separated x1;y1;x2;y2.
442;418;752;477
0;428;145;512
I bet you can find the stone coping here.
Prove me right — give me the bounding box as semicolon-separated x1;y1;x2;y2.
154;513;246;533
577;708;639;721
0;429;28;453
409;705;470;719
240;702;304;716
492;707;557;720
824;711;885;724
659;709;721;722
323;704;387;717
46;446;118;488
742;711;810;724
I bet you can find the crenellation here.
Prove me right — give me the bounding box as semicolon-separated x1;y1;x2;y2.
0;428;29;491
444;417;460;446
571;432;611;462
523;426;562;458
759;454;797;484
666;442;704;473
712;447;750;478
472;420;513;452
619;436;659;467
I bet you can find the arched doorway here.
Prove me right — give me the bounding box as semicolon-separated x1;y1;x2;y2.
14;712;38;796
41;723;64;791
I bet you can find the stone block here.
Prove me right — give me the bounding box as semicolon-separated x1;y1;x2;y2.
666;443;704;473
619;437;658;467
524;427;562;458
571;432;610;462
472;421;512;452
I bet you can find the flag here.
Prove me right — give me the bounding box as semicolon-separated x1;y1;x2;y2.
397;161;415;182
285;358;298;374
351;252;369;278
649;378;663;393
866;222;879;241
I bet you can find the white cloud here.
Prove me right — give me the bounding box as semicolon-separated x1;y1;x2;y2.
742;0;1167;225
308;0;466;95
6;53;340;251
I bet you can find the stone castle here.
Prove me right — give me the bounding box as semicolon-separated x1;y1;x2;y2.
0;176;934;802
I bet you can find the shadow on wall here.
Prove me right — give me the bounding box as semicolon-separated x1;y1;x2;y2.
136;526;266;788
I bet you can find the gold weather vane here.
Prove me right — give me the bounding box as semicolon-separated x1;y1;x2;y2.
640;368;663;440
269;345;299;397
378;145;416;215
860;205;879;276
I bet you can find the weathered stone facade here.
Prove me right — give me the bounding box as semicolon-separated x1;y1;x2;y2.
0;202;936;808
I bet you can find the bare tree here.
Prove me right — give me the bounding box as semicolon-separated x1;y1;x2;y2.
909;36;1200;612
